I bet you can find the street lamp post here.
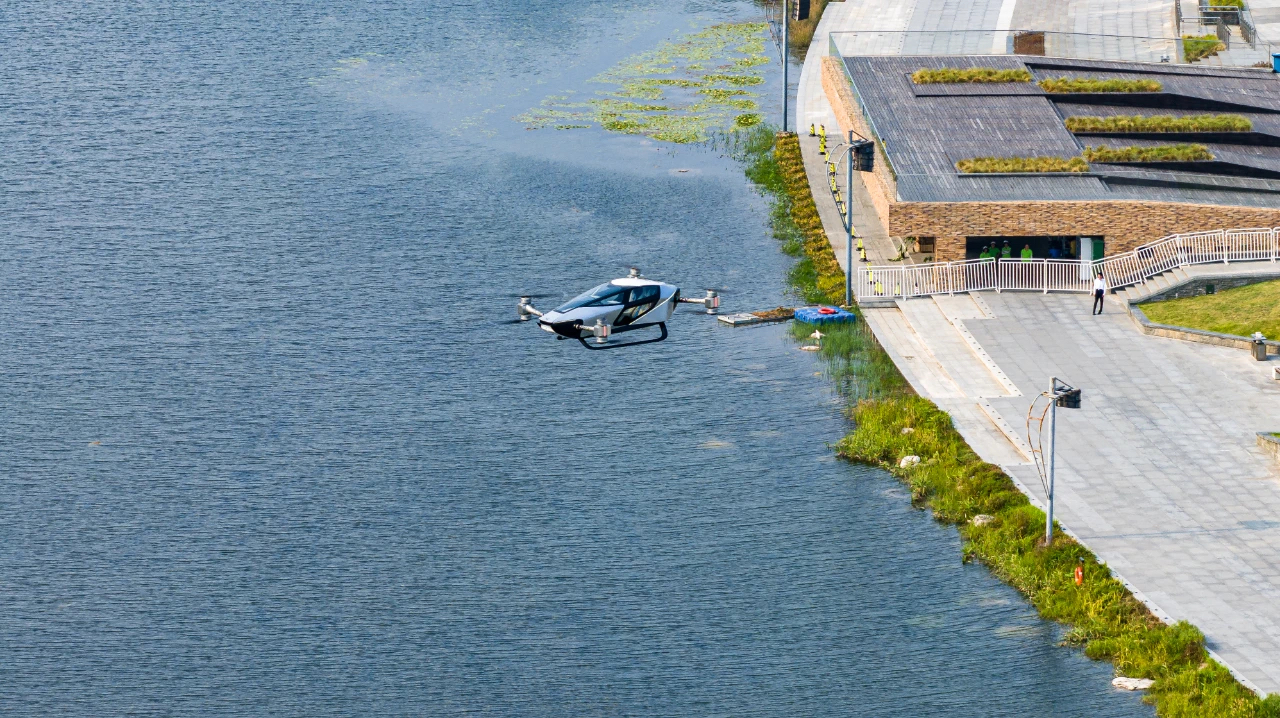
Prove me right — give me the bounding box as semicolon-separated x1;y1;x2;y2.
827;135;874;305
1042;377;1081;543
782;0;788;133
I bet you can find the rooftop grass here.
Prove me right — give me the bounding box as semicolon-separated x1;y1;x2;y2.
1039;77;1163;93
1140;279;1280;340
911;67;1033;84
1184;35;1227;63
1065;114;1252;133
1209;0;1246;8
956;156;1090;173
1084;143;1214;163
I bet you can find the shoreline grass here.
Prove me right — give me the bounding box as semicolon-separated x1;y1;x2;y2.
732;127;845;304
732;124;1280;717
784;0;833;61
1140;279;1280;340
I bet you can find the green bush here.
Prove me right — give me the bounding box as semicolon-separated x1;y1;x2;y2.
1039;77;1163;93
1184;35;1227;62
1084;144;1214;163
911;67;1033;84
1209;0;1245;8
956;156;1089;173
1065;114;1252;133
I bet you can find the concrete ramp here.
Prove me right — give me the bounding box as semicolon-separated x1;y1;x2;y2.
896;297;1014;398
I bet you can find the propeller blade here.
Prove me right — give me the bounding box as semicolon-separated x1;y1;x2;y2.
507;292;559;300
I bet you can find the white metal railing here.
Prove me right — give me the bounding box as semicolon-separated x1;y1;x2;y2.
857;227;1280;300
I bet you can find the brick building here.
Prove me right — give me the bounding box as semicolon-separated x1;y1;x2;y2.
820;54;1280;262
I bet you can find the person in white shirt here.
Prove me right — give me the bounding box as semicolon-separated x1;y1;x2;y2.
1093;272;1107;315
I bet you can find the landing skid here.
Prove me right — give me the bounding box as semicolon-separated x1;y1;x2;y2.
577;322;668;350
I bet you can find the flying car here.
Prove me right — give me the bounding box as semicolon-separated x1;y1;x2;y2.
516;268;720;350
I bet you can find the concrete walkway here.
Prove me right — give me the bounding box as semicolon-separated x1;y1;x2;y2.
864;290;1280;694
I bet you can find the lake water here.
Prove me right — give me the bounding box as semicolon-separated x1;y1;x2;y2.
0;1;1154;715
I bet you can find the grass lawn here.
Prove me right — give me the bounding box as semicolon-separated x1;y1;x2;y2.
1140;279;1280;339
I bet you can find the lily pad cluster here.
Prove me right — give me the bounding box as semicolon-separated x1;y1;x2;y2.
517;22;770;143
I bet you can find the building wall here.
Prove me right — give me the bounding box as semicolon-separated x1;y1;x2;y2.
820;56;1280;263
894;202;1280;261
821;56;896;232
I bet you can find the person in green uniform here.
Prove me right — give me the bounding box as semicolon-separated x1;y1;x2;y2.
1020;243;1034;261
979;246;991;259
1001;241;1012;259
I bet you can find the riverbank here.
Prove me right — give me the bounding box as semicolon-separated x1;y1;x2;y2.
739;129;1280;717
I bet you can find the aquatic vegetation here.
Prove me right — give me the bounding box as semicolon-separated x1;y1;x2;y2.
702;73;766;86
517;22;770;143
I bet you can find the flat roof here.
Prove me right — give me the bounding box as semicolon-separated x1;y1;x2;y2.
841;55;1280;208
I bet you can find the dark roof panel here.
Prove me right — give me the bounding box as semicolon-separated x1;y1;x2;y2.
842;54;1280;206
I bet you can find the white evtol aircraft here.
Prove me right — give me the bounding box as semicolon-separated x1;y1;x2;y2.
516;268;720;350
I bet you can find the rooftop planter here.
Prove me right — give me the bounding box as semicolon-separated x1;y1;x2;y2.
1084;144;1215;162
1064;114;1252;133
956;156;1089;173
1039;77;1163;93
911;67;1032;84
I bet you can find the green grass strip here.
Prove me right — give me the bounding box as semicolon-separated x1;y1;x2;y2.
1084;144;1214;163
1040;77;1163;93
1065;114;1251;133
1183;35;1226;62
911;67;1033;84
956;156;1089;173
1140;279;1280;340
837;396;1280;717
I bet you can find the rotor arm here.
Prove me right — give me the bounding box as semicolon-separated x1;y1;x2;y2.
516;296;544;321
678;289;720;315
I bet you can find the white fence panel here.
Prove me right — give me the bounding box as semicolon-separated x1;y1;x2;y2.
854;228;1280;301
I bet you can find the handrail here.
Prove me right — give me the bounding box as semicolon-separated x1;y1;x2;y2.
856;227;1280;300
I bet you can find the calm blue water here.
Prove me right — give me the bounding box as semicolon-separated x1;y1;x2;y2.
0;1;1154;715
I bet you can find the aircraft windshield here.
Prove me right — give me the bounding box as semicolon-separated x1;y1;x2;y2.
554;283;627;312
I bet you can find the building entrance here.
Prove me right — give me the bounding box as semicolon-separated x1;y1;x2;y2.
965;236;1103;262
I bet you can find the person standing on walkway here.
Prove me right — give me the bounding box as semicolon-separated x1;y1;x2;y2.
1092;271;1107;315
1020;243;1033;261
1001;241;1012;259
